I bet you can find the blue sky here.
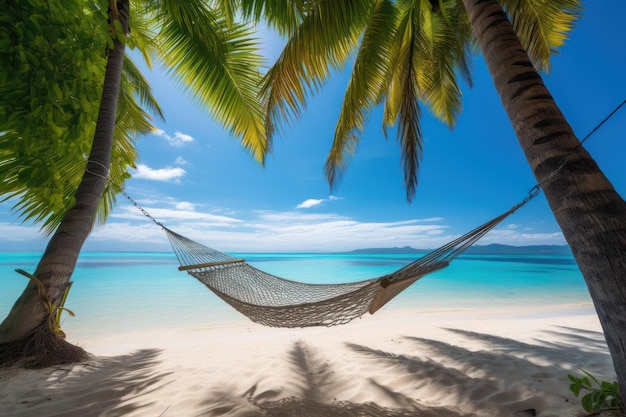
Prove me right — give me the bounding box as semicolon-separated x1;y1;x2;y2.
1;1;625;253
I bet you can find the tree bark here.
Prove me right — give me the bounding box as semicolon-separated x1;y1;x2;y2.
0;0;130;364
461;0;626;401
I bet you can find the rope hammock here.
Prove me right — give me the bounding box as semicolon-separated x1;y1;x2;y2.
127;193;535;328
121;99;625;328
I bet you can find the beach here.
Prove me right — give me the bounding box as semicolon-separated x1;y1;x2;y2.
0;305;614;417
0;252;616;416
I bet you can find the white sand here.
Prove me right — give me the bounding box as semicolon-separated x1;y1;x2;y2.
0;304;615;417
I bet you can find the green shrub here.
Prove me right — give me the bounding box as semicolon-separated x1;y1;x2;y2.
568;369;624;416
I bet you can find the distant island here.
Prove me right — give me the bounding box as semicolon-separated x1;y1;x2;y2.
347;243;571;255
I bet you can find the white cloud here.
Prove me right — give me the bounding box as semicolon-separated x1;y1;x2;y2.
480;226;565;246
296;199;324;209
133;164;185;182
175;201;195;211
154;129;195;147
113;204;241;225
78;191;430;251
0;222;42;241
175;156;188;165
89;222;166;244
97;203;567;252
173;131;194;145
0;200;566;252
151;222;444;253
296;195;341;209
105;202;457;252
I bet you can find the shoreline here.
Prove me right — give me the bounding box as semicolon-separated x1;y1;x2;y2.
73;301;599;354
0;303;614;417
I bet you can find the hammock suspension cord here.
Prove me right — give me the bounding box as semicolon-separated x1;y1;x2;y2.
117;99;624;328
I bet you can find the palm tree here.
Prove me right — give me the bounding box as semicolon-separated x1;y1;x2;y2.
461;0;626;401
247;0;626;401
0;0;268;367
0;0;158;233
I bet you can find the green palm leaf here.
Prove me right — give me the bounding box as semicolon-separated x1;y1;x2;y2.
127;0;159;69
120;56;165;123
393;1;424;201
260;0;580;202
499;0;582;72
157;0;268;163
260;0;374;139
324;0;399;189
417;1;472;125
384;0;473;200
239;0;305;35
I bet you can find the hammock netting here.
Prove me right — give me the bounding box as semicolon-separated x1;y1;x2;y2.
111;99;621;328
164;204;524;328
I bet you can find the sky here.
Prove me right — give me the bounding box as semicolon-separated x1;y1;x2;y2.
1;1;625;253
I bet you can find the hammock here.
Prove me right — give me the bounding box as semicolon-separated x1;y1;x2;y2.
121;99;621;328
163;202;529;328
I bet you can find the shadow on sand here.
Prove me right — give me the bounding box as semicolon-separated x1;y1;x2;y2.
0;327;613;417
0;349;172;417
345;326;611;417
196;326;611;417
198;340;463;417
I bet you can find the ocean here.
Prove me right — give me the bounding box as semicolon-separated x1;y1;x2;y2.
0;251;593;342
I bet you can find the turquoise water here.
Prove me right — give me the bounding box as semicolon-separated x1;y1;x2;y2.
0;251;592;340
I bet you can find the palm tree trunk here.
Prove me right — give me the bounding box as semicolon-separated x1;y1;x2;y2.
461;0;626;401
0;0;130;367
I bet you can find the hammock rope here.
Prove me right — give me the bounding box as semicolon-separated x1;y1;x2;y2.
156;199;529;328
119;99;625;328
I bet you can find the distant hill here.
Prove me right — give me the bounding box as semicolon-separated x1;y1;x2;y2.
348;243;571;255
347;246;428;255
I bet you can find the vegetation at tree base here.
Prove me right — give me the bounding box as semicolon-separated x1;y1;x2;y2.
569;369;624;416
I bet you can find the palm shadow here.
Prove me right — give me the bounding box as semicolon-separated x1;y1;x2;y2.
346;326;613;416
546;326;609;353
441;327;612;375
283;340;335;402
4;326;609;416
198;340;466;417
1;349;172;417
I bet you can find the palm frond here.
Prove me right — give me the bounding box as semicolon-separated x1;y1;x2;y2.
452;0;476;89
157;0;269;163
499;0;582;72
382;1;424;201
416;0;472;126
159;0;227;55
2;58;159;235
261;0;375;139
397;8;423;202
239;0;305;35
382;8;412;135
212;0;237;24
324;0;399;189
127;0;159;69
123;55;165;121
380;0;476;200
38;150;86;235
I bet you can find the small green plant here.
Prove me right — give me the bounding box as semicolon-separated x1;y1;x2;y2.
15;269;75;338
568;369;625;416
